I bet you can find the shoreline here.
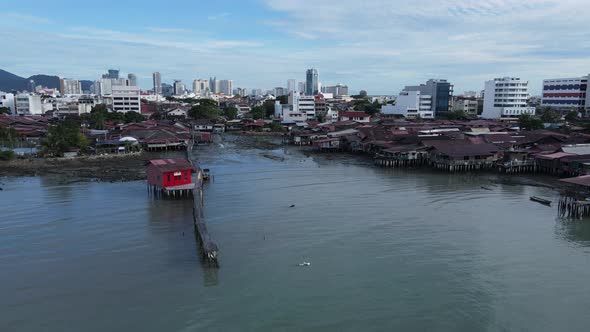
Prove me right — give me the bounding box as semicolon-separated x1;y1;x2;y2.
0;152;164;182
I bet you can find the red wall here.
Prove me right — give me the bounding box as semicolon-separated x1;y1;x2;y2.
162;169;192;187
147;165;192;188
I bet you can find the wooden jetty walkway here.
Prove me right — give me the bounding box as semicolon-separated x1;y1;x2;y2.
187;147;219;266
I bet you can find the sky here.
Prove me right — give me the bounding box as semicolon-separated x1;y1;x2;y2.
1;0;589;95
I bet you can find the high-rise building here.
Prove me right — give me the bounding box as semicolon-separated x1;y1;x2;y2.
193;79;209;96
209;77;217;93
298;82;306;94
305;68;319;96
218;80;234;95
323;84;349;97
173;80;184;95
287;79;297;93
274;87;286;97
107;69;119;79
402;79;453;117
153;72;162;94
28;79;36;93
541;75;589;112
59;78;82;95
161;83;174;97
482;77;535;118
127;73;138;87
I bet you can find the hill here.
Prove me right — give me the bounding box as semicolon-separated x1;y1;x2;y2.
0;69;91;92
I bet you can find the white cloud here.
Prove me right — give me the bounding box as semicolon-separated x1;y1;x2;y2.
2;12;53;24
207;12;230;20
261;0;590;94
146;27;191;33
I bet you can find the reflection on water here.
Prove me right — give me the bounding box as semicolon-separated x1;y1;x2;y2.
2;135;590;331
556;220;590;246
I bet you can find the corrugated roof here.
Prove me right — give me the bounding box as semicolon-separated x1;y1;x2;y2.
560;175;590;187
148;158;195;172
561;145;590;155
535;152;575;160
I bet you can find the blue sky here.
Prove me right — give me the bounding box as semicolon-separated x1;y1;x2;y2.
1;0;589;95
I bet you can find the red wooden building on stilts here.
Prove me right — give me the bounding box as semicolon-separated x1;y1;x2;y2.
147;158;197;198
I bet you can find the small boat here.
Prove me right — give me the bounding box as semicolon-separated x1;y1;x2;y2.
202;169;211;181
298;262;311;267
530;196;552;206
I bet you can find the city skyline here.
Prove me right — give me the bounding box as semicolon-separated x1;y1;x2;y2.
0;0;588;95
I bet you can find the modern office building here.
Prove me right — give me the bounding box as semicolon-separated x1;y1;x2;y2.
298;82;306;94
153;72;162;94
110;86;140;113
274;87;286;97
402;79;453;117
323;84;349;97
173;80;184;95
209;77;218;93
287;79;297;93
127;73;138;87
381;90;434;119
59;78;82;95
305;68;319;96
193;79;209;96
102;69;119;79
161;83;174;97
541;75;589;111
218;80;234;95
482;77;535;118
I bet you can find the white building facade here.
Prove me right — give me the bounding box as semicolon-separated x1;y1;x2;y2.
381;90;434;119
482;77;535;118
218;80;234;96
59;79;82;95
15;94;44;115
0;92;16;115
110;86;141;113
193;79;209;96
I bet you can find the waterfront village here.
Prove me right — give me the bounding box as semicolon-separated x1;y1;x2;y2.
2;69;590;195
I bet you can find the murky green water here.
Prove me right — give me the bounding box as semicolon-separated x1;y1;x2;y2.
2;135;590;331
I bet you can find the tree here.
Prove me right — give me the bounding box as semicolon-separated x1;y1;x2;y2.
444;110;468;120
539;107;560;123
518;113;544;130
0;126;18;144
223;106;238;120
124;111;145;123
188;99;219;119
565;109;579;122
0;107;11;115
42;120;88;156
359;90;368;98
277;95;288;104
262;100;276;118
250;106;265;120
316;114;325;123
353;99;381;115
269;121;284;132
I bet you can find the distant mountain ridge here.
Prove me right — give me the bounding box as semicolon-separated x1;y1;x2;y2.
0;69;92;92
